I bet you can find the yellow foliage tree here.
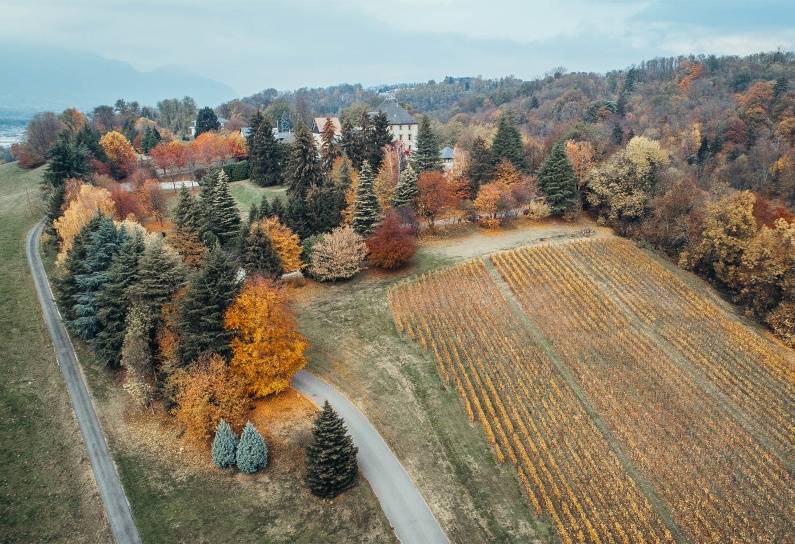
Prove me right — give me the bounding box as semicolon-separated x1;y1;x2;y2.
564;140;595;186
494;160;523;186
99;130;137;178
169;353;249;444
53;183;116;264
250;217;302;272
225;277;308;398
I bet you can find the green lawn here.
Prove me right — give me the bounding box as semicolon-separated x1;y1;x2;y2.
230;180;287;215
0;163;112;542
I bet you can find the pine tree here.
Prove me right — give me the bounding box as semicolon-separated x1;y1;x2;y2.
368;112;393;172
248;203;259;224
242;225;283;278
71;217;123;341
351;161;381;235
141;126;161;153
270;197;285;220
54;215;104;323
173;185;202;233
286;123;322;200
44;133;91;190
211;170;242;245
340;117;364;169
305;401;358;498
491;113;527;172
45;183;67;227
195;107;220;137
392;163;419;209
258;195;271;218
467;136;496;194
411;116;442;173
236;421;268;474
128;237;186;311
177;247;241;365
211;419;238;469
249;118;283;187
320;117;339;172
537;142;578;216
337;158;353;191
304;184;345;236
94;232;145;368
246;110;265;150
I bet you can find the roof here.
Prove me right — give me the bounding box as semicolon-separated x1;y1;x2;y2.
313;117;341;135
372;98;416;125
440;146;454;160
274;130;295;144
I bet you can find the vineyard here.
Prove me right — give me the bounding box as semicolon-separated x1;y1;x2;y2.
388;238;794;544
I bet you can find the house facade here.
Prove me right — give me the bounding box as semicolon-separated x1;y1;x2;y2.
371;98;418;151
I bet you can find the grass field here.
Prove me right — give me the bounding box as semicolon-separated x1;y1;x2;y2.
390;237;795;543
230;180;287;214
0;163;112;542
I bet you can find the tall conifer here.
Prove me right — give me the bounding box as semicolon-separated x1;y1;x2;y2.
305;401;358;498
537;142;578;216
351;161;381;235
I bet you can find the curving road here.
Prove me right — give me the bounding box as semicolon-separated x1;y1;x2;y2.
26;222;141;544
293;370;448;544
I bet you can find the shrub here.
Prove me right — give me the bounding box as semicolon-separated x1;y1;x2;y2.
309;226;367;281
211;419;238;469
223;160;250;182
236;421;268;473
526;200;552;220
367;211;417;270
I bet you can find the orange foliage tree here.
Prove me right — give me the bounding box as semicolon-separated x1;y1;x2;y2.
366;210;417;270
99;131;137;179
564;140;595;185
169;353;250;444
53;183;116;264
224;277;308;398
250;217;302;272
150;140;188;176
417;171;456;228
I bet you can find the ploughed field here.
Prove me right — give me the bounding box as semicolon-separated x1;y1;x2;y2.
388;237;794;544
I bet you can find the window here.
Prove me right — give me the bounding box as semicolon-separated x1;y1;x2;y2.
407;133;411;140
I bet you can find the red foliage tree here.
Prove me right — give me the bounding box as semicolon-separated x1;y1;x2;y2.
366;210;417;270
417;171;456;228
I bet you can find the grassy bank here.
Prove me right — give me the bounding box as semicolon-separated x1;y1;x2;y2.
230;180;287;214
0;162;112;542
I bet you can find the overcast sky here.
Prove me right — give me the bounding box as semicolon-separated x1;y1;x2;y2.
3;0;794;96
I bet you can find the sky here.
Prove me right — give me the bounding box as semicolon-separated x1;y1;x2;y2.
2;0;794;97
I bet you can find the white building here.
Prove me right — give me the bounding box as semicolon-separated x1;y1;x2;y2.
371;98;418;151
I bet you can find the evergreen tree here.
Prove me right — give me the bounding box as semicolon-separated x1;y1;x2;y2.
242;225;283;278
537;142;578;216
286;123;322;200
173;185;202;233
284;195;310;239
94;232;145;368
75;124;106;161
177;247;240;365
305;401;358;498
392;163;419;209
367;112;393;172
319;116;339;172
258;195;271;218
43;135;90;225
611;123;624;145
304;184;345;236
246;110;265;150
412;116;442;173
340;117;365;169
141;126;161;153
491;113;527;172
249;118;283;187
212;419;238;469
71;217;124;340
236;422;268;474
128;237;186;312
467;136;496;194
54;215;104;322
248;203;259;224
337;158;353;191
195;107;220;137
211;170;242;245
45;183;67;227
351;161;381;235
270;197;285;220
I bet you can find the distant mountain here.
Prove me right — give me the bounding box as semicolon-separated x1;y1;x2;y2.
0;45;237;113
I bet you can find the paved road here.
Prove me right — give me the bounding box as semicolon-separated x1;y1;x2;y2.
26;222;142;544
293;370;448;544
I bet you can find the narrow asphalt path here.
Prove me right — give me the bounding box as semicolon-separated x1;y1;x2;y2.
293;370;449;544
26;222;142;544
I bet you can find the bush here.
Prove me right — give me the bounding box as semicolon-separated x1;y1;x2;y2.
367;211;417;270
211;419;238;469
236;421;268;473
223;160;250;182
526;200;552;220
308;226;367;281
